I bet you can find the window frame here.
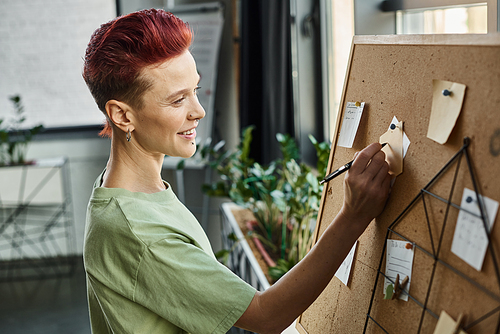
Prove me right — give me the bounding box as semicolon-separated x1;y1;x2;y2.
380;0;498;32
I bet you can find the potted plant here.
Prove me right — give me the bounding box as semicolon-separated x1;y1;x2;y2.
202;126;330;282
0;95;43;166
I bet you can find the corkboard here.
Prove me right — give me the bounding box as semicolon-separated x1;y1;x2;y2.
297;34;500;334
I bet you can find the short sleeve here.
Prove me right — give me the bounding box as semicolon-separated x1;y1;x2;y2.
134;235;256;334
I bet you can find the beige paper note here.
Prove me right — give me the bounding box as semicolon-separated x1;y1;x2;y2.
427;80;466;144
433;310;467;334
380;121;403;176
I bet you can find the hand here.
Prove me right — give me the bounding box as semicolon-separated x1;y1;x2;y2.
340;143;391;230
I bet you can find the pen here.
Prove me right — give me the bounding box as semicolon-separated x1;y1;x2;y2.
319;143;387;185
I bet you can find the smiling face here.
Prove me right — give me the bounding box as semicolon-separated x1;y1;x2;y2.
130;51;205;159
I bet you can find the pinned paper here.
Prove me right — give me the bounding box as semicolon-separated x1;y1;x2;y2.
335;241;357;286
451;187;499;271
389;116;410;158
338;102;365;148
427;80;466;144
384;239;414;301
380;121;404;176
433;310;467;334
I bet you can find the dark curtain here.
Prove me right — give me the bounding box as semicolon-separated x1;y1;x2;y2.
239;0;294;165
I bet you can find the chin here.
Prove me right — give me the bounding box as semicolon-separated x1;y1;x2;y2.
180;149;197;159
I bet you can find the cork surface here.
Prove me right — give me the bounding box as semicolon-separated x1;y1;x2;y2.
297;34;500;334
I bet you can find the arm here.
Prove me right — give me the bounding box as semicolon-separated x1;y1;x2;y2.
235;143;391;334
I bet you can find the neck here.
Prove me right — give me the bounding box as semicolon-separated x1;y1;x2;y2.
102;136;166;194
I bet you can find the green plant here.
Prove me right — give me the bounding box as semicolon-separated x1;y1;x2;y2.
0;95;43;165
202;126;331;281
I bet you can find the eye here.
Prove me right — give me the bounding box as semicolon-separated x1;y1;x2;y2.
173;96;185;104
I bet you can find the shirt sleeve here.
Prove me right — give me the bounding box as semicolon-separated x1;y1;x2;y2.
133;234;257;334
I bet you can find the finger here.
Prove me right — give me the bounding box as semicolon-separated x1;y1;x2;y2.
372;159;390;185
350;143;384;174
364;151;387;179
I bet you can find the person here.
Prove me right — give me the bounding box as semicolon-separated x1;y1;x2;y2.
82;8;391;334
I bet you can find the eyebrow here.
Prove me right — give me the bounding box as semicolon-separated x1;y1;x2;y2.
165;75;201;101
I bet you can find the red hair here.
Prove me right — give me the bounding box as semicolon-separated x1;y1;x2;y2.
82;9;192;137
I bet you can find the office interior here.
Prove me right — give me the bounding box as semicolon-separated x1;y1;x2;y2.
0;0;497;333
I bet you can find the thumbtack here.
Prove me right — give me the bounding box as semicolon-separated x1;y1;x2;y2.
442;89;452;97
466;196;473;203
390;123;396;130
355;101;361;107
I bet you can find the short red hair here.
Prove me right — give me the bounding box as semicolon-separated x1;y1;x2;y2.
83;9;193;137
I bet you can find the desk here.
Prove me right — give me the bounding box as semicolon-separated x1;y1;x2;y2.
0;157;76;281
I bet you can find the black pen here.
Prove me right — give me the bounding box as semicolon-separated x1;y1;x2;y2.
319;143;387;185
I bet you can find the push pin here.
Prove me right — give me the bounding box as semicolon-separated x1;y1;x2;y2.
392;274;409;300
442;89;452;97
355;101;361;107
390;123;396;130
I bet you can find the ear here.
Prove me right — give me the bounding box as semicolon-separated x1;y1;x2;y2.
105;100;135;133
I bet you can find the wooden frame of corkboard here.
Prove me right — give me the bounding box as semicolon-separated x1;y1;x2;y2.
296;34;500;334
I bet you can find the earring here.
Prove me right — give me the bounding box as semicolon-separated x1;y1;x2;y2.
190;114;193;118
126;129;132;142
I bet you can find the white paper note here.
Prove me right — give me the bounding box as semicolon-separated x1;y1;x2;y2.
384;239;415;301
335;241;358;286
337;102;365;148
389;116;410;158
451;188;499;271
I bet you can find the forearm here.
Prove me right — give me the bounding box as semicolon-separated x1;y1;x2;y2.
237;210;371;333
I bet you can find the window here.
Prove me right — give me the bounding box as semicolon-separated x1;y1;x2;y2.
396;4;488;34
320;0;354;141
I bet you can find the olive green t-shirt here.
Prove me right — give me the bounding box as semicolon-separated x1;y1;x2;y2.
83;174;256;333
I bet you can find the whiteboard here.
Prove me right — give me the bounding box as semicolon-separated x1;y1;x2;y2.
0;0;116;129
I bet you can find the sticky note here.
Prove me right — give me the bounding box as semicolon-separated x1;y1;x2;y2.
384;239;414;301
335;241;357;286
433;310;467;334
427;80;466;144
451;188;499;271
337;102;365;148
389;116;410;158
380;121;404;176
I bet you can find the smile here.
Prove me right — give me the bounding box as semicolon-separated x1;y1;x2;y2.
180;128;195;135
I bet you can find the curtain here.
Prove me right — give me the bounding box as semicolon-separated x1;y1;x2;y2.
239;0;294;165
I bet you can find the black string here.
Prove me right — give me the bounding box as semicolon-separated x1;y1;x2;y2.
421;193;436;256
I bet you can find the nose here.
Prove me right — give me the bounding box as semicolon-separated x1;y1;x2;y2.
190;98;205;120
